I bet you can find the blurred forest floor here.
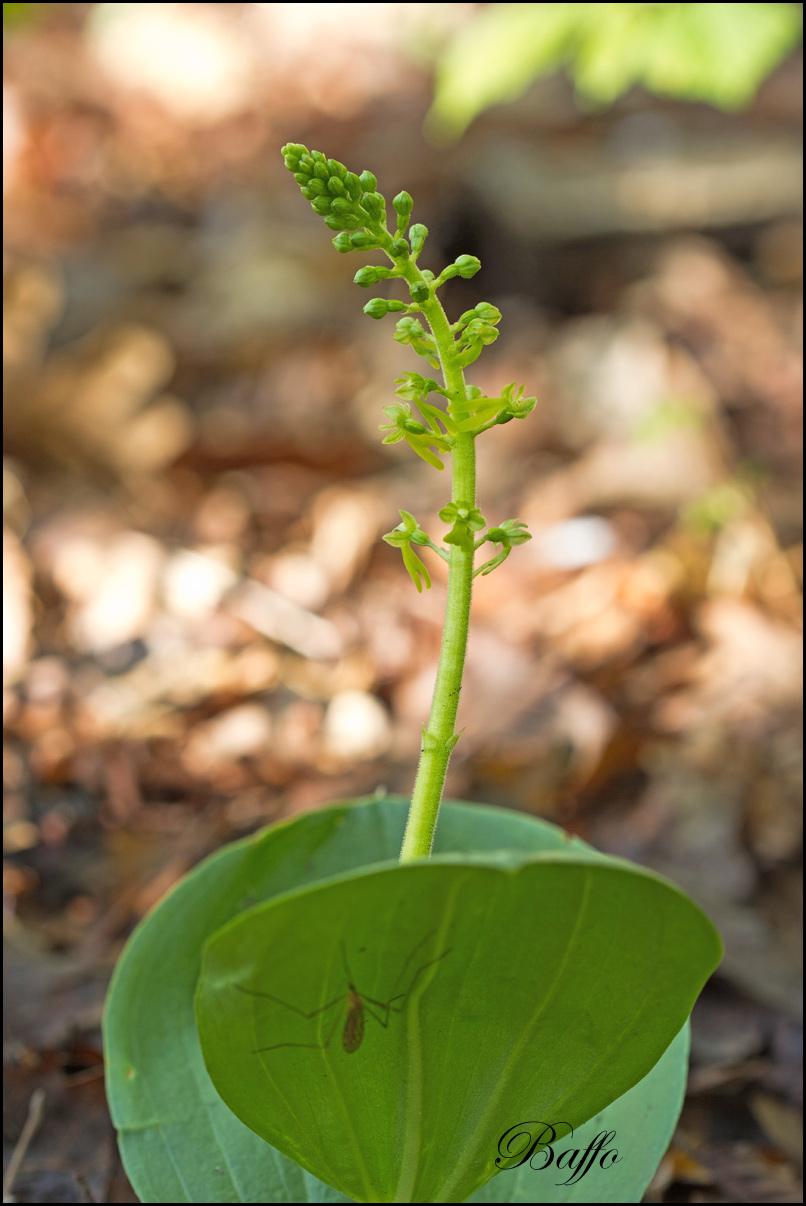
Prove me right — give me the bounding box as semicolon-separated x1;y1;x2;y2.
3;5;803;1203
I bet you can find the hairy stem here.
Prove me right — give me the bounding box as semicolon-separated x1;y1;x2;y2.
389;245;476;862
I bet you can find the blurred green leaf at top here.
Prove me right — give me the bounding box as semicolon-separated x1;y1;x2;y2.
427;2;804;139
3;3;41;32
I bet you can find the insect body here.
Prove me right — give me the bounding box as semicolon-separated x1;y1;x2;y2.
342;986;364;1054
236;929;449;1055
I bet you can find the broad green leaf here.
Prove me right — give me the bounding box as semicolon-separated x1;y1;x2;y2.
196;848;720;1202
468;1025;689;1203
104;808;358;1205
105;799;580;1202
106;798;715;1202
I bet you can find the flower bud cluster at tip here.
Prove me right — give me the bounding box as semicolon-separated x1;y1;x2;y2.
282;143;390;250
282;142;539;591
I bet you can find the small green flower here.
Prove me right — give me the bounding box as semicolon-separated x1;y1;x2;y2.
485;519;531;546
494;383;537;423
382;509;431;547
380;404;448;470
394;373;446;403
382;510;433;592
476;519;532;576
439;502;486;548
379;403;427;441
394;317;439;368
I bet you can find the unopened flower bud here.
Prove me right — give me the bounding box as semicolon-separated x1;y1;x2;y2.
364;298;406;319
364;298;392;319
330;196;360;217
281;142;307;170
349;231;377;249
402;418;428;435
361;192;386;220
410;281;429;303
474;302;501;323
359;170;377;192
354;266;393;286
393;191;414;217
455;254;481;279
409;224;428;256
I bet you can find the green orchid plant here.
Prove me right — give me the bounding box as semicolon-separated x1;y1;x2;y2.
282;142;538;859
103;147;722;1206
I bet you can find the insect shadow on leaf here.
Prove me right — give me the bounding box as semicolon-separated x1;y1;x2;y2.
236;927;451;1055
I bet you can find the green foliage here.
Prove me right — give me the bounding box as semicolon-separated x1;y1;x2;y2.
105;797;717;1204
427;2;803;137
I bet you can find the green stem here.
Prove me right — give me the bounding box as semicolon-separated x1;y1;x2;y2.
388;244;476;862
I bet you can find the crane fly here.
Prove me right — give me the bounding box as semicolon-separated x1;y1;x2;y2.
236;927;450;1055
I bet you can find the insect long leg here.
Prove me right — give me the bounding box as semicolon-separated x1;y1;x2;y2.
382;946;452;1013
253;999;346;1054
361;1000;392;1029
236;983;345;1020
340;940;355;986
240;927;451;1057
386;928;438;997
357;930;451;1017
